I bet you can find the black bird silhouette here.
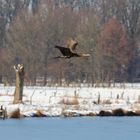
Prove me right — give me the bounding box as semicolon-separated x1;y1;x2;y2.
54;38;90;59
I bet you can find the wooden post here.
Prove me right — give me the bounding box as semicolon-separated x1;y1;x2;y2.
13;64;25;104
0;105;6;119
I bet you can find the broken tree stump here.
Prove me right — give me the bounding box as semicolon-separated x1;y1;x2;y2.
13;64;25;104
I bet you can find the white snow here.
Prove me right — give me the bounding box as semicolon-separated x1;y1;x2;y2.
0;85;140;117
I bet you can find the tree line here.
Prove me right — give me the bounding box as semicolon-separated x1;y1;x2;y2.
0;0;140;86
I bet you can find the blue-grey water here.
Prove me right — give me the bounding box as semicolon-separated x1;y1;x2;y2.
0;117;140;140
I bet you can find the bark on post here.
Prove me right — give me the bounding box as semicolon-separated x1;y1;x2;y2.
13;64;25;104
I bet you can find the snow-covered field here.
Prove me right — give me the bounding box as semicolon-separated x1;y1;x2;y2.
0;85;140;117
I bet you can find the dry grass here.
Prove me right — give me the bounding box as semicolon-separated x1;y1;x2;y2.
80;112;96;117
134;110;140;116
60;97;79;105
99;109;140;116
98;110;113;116
102;99;112;104
33;110;46;117
112;108;125;116
9;108;21;118
62;111;78;117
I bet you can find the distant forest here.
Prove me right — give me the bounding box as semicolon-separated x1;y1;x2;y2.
0;0;140;86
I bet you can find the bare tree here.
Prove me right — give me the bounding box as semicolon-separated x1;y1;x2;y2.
13;64;24;104
4;0;140;85
98;18;129;84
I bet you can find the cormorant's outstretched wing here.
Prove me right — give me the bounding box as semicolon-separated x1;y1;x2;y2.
69;42;78;51
67;38;78;53
55;45;73;56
